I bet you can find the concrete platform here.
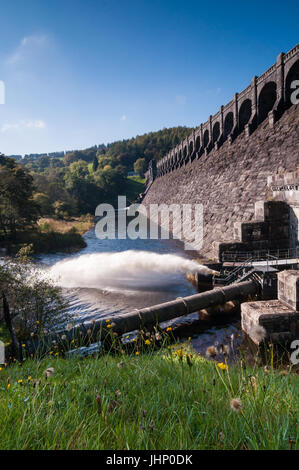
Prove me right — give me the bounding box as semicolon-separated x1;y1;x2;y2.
241;299;299;345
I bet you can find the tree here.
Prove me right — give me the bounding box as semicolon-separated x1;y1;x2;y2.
134;158;146;176
92;156;99;172
0;247;67;341
0;154;39;238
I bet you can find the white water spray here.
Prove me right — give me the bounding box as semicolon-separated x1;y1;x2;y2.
48;250;217;292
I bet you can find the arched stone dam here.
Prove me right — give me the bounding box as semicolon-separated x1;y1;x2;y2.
143;44;299;261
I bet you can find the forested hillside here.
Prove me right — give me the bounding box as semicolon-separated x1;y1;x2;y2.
17;126;193;217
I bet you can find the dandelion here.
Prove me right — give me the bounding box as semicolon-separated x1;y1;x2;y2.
107;324;112;329
18;379;23;385
217;362;228;371
220;344;230;356
135;351;139;356
206;346;218;357
166;327;172;332
250;324;266;343
249;375;258;390
27;376;32;381
36;321;40;325
230;398;242;412
145;339;151;345
22;344;26;348
55;352;59;357
0;367;2;372
105;319;111;323
176;349;183;359
44;367;55;379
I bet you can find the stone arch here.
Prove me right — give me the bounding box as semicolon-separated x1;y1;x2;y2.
195;135;201;152
238;99;252;131
203;129;209;148
285;59;299;109
224;112;234;136
212;121;220;142
258;81;277;123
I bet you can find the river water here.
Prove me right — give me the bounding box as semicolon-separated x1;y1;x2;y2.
38;226;201;324
37;225;241;358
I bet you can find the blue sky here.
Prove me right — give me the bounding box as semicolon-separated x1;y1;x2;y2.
0;0;298;155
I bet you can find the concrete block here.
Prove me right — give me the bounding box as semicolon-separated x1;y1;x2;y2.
278;270;299;311
241;299;299;345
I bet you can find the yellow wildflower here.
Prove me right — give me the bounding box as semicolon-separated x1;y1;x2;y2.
166;327;172;332
27;376;32;381
176;349;183;358
18;379;23;384
135;351;139;356
7;384;11;390
145;339;151;345
217;362;228;371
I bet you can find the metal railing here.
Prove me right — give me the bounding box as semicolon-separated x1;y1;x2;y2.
214;257;255;285
222;247;299;263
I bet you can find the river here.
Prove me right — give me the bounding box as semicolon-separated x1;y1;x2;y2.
37;225;241;357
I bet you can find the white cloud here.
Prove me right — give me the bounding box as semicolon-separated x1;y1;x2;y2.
5;34;49;66
1;120;46;133
121;115;127;121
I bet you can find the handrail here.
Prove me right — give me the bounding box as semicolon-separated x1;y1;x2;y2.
222;247;299;263
214;257;255;285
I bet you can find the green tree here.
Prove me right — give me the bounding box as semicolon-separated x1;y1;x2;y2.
134;158;146;176
0;154;39;238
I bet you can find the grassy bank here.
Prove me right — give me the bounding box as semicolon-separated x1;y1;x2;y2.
1;216;94;255
0;343;298;450
125;175;145;203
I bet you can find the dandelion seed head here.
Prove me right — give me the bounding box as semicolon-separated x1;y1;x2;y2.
230;398;242;412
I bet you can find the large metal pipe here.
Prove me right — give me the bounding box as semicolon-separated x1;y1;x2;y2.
31;279;259;352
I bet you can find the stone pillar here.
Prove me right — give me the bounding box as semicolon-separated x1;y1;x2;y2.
275;52;285;118
233;93;239;136
200;124;203;153
249;75;258;132
209;115;213;146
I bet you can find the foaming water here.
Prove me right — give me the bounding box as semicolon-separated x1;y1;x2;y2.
49;250;214;293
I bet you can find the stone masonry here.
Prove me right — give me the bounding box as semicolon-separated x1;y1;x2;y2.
143;103;299;260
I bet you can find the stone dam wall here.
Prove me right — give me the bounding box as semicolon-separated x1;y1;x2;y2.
143;103;299;260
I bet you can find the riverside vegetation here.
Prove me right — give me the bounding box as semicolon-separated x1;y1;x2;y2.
0;245;298;450
0;334;298;450
1;127;298;450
